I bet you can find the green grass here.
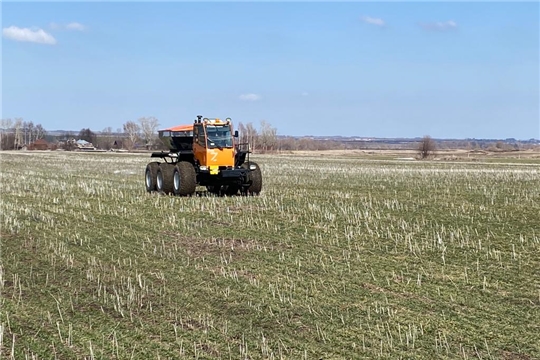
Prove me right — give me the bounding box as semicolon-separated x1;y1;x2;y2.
1;151;539;359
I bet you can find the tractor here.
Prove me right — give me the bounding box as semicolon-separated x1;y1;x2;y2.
144;115;262;196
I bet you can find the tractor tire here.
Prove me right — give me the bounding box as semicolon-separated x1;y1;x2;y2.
173;161;197;196
145;162;160;192
156;163;175;195
241;161;262;195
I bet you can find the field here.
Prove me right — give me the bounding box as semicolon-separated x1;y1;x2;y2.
1;150;539;359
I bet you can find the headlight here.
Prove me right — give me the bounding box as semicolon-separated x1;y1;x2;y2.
200;166;208;171
249;164;256;170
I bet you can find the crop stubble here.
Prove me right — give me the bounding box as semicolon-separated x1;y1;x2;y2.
1;151;539;359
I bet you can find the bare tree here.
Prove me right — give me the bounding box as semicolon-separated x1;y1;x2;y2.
235;122;249;151
13;118;23;149
259;120;277;152
418;135;436;159
1;118;13;150
236;122;246;142
123;121;140;150
22;121;34;144
0;118;12;129
35;124;46;140
30;122;37;143
18;121;46;143
138;116;160;149
279;136;299;151
244;122;259;152
0;134;15;150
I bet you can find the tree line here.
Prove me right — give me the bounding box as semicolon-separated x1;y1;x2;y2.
2;116;533;154
0;118;47;150
2;115;421;153
0;116;282;152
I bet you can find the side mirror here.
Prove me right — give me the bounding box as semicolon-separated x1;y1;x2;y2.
234;130;239;138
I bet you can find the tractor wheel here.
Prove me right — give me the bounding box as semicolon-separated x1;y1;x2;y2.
156;163;175;195
145;162;160;192
173;161;197;196
241;161;262;195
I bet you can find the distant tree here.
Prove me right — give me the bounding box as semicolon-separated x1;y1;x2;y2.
236;122;248;145
123;121;140;150
13;118;24;149
34;124;46;140
78;128;97;144
17;121;46;144
279;136;299;151
23;121;34;144
96;127;114;150
0;133;15;150
299;138;318;151
0;118;12;130
0;118;13;150
468;141;479;150
259;120;278;152
138;116;160;149
418;135;436;159
244;122;259;152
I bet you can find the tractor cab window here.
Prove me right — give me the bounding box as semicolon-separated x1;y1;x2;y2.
206;125;233;149
194;124;205;147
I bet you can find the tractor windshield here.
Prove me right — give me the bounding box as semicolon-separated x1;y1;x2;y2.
206;125;233;148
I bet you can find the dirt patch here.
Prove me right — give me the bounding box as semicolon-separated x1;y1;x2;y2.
501;350;532;360
195;342;220;357
182;318;206;331
225;205;260;214
163;232;264;259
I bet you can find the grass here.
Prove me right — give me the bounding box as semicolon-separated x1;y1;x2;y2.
1;150;539;359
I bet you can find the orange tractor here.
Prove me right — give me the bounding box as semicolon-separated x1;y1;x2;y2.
145;115;262;196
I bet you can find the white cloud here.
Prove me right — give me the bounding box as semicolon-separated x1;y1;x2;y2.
239;93;261;101
49;22;86;31
66;22;86;31
2;26;56;45
419;20;458;31
361;16;385;27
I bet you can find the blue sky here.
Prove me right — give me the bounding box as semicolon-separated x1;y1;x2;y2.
2;2;539;139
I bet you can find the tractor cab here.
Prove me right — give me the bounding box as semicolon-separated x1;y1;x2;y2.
193;116;238;172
